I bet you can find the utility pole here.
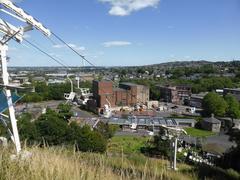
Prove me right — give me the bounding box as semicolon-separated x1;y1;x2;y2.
173;137;178;170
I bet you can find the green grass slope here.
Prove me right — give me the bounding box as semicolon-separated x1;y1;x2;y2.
0;146;196;180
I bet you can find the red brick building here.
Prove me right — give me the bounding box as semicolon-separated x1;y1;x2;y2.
90;80;149;109
92;80;115;108
119;82;149;106
158;85;191;104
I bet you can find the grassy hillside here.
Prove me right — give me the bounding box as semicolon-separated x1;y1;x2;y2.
0;146;196;180
0;135;239;180
107;135;149;154
184;128;216;138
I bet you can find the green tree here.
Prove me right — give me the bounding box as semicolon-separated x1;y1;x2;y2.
18;113;39;144
152;128;171;157
57;103;73;121
35;109;69;145
141;128;171;157
220;129;240;171
48;83;71;100
202;92;227;117
150;85;160;100
69;123;107;153
95;122;118;139
21;93;43;102
224;94;240;121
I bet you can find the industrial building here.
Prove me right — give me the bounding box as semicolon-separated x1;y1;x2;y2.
157;85;191;104
189;92;208;108
88;80;150;111
119;82;150;106
108;116;196;130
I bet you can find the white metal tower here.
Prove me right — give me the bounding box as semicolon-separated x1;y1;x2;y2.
0;0;51;154
160;125;187;171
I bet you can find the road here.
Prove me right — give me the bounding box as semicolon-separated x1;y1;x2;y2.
71;106;97;118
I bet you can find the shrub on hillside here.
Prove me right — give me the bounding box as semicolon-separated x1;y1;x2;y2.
15;109;108;153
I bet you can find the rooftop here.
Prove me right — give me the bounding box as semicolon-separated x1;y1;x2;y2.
113;88;127;92
120;82;144;87
108;116;196;127
93;80;112;83
224;88;240;91
191;92;208;99
203;116;221;124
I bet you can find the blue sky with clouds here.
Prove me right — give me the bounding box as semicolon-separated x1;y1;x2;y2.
2;0;240;66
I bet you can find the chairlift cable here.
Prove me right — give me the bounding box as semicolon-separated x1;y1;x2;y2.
23;38;70;70
51;32;95;67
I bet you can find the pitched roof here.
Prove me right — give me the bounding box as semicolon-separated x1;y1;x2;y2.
203;117;221;124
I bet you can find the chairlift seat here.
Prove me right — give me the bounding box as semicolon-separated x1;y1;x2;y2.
0;90;22;113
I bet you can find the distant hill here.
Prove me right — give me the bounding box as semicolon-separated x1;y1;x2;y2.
145;60;213;68
8;60;240;70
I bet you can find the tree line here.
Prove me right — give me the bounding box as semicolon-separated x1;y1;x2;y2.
202;92;240;119
0;104;117;153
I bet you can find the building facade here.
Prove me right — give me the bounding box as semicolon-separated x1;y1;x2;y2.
119;82;150;106
158;85;191;104
91;80;150;109
189;92;208;108
201;115;221;133
92;80;115;108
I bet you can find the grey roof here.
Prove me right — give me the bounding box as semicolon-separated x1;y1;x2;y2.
191;92;208;99
203;117;221;124
224;88;240;92
93;80;112;83
174;118;196;123
113;87;126;92
108;116;195;127
120;82;143;87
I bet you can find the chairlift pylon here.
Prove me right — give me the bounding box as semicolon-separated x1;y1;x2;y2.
0;0;51;154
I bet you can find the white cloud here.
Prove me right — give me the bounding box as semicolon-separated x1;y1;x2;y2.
49;53;62;58
103;41;132;47
10;0;24;2
68;43;86;51
53;44;65;49
99;0;160;16
23;34;31;39
53;43;85;51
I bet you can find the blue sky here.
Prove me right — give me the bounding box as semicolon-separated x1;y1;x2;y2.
1;0;240;66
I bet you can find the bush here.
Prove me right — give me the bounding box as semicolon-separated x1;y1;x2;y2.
57;103;73;121
18;113;39;144
226;169;240;179
70;123;107;153
96;122;119;139
21;82;71;103
35;109;70;145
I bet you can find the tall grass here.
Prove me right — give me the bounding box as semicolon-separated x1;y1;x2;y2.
0;146;196;180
